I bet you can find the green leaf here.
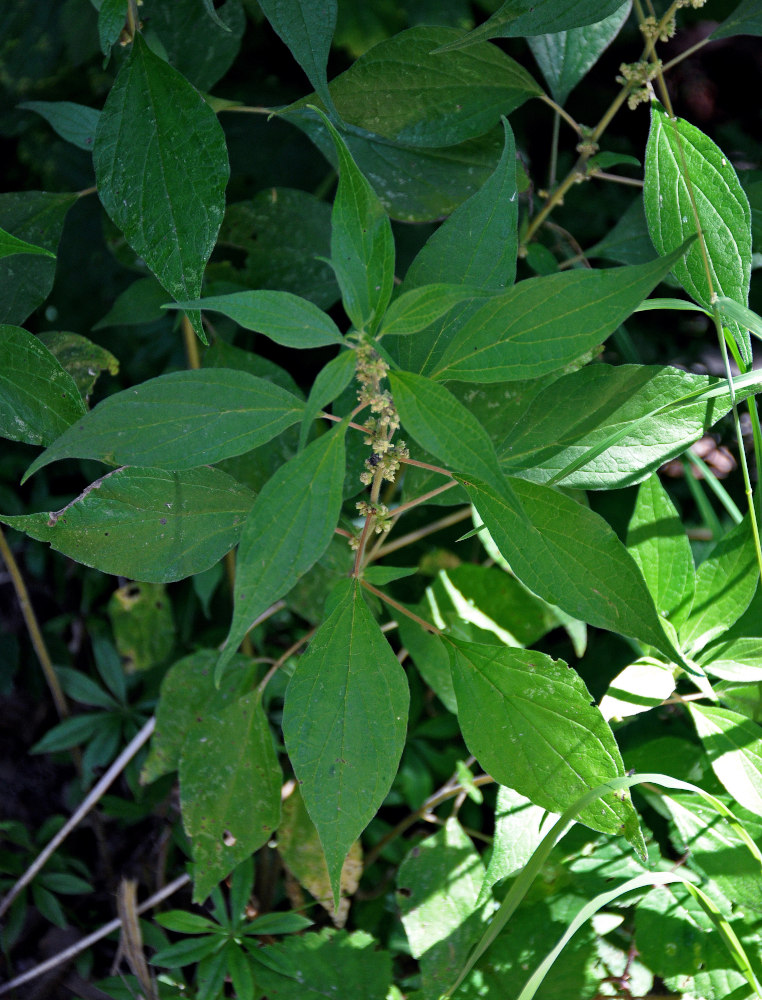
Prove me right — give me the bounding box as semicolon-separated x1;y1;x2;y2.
0;192;77;325
217;420;348;678
528;2;630;105
644;103;752;364
482;787;558;898
379;284;491;337
142;650;256;784
586;195;654;265
293;26;541;149
2;466;255;584
404;118;518;291
23;368;304;481
394;119;519;375
56;666;119;711
711;0;762;40
154;910;219;934
389;370;504;488
299;348;356;449
434;0;634;51
254;929;392;1000
93;33;229;344
688;704;762;817
98;0;126;58
448;639;640;839
498;363;741;490
0;225;56;261
397;819;486;999
149;0;245;91
599;659;676;722
627;473;695;627
460;474;683;662
92;277;169;330
219;188;339;309
151;933;225;968
716;295;762;343
699;637;762;682
0;325;86;446
291;115;507;223
282;580;409;904
432;243;691;382
679;517;759;654
19;101;100;152
181;691;282;902
36;331;119;400
165;290;344;348
258;0;339;118
396;611;457;712
313;109;394;333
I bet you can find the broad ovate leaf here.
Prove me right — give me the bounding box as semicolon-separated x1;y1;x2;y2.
448;639;641;841
432;243;690;382
599;660;676;722
0;325;85;446
2;466;255;584
645;102;752;364
461;474;684;663
217;420;347;677
688;704;762;817
282;581;409;905
93;34;229;343
23;369;304;481
181;691;282;901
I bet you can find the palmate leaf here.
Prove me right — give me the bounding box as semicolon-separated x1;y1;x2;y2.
448;639;640;840
282;580;408;905
93;33;229;343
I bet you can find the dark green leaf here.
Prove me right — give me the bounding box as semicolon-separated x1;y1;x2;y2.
219;189;339;309
711;0;762;39
93;34;229;343
627;473;695;628
0;225;56;261
258;0;338;117
142;650;257;783
154;910;219;934
254;929;392;999
0;191;77;325
166;290;344;348
37;331;119;399
203;339;303;396
528;2;630;104
679;517;759;653
145;0;245;91
150;934;225;968
460;474;683;661
291;115;507;223
432;243;690;382
3;466;255;584
315;109;394;333
299;348;356;449
56;666;119;710
397;819;486;999
217;420;348;678
181;691;282;902
404;118;518;291
396;611;457;712
498;363;736;490
19;101;100;152
645;103;752;364
31;713;106;754
389;370;504;488
0;325;86;446
23;369;304;480
98;0;127;58
282;581;409;902
92;277;169;329
294;26;541;148
435;0;632;50
586;195;654;265
448;639;640;839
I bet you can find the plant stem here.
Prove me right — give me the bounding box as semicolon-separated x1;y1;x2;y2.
257;628;315;693
0;526;69;720
399;455;455;478
390;480;458;518
368;506;472;561
360;580;442;635
0;716;156;919
539;94;581;137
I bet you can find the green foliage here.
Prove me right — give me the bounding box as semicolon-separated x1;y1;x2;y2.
3;2;762;999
